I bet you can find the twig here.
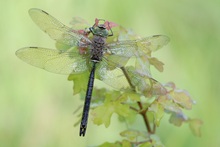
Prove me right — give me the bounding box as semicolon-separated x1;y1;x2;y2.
137;102;152;133
120;67;153;133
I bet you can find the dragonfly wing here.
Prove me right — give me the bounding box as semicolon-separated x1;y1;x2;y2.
126;66;167;96
70;17;91;29
103;54;130;68
96;59;130;90
138;35;170;52
107;35;170;57
16;47;88;74
29;8;91;46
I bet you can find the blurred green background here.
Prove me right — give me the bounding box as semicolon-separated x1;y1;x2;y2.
1;0;219;146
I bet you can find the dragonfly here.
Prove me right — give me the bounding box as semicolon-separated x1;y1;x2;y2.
16;8;169;136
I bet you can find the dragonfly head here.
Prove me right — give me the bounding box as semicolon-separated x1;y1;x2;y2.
89;24;109;37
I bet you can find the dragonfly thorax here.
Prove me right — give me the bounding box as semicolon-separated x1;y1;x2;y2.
90;35;106;62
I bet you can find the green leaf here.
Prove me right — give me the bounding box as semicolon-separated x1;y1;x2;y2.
105;91;122;102
169;113;188;127
139;142;152;147
120;130;147;141
188;118;203;137
170;90;194;110
67;71;89;95
91;88;109;103
164;82;176;90
115;102;132;118
91;103;113;127
92;93;134;127
117;109;137;124
121;140;132;147
121;90;141;102
98;142;121;147
158;95;182;114
149;57;164;72
148;101;164;126
98;140;131;147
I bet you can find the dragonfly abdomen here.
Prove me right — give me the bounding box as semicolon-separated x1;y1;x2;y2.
79;63;96;136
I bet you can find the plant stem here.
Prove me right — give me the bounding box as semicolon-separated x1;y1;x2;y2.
120;67;152;133
137;102;152;133
120;67;135;90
